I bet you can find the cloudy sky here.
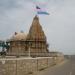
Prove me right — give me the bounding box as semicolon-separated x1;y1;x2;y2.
0;0;75;55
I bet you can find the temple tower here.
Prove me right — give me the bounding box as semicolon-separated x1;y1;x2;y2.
27;16;49;54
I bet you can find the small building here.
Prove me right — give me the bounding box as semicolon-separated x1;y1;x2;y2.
6;32;28;56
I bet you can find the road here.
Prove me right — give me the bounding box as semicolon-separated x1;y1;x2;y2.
38;56;75;75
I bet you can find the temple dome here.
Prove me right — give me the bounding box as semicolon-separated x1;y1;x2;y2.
9;32;26;41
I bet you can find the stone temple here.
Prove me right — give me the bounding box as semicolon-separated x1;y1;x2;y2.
6;16;50;57
0;15;64;75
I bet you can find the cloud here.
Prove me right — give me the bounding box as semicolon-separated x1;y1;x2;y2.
0;0;35;39
0;0;75;54
39;0;75;54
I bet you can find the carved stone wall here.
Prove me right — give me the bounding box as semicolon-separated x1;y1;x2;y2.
0;57;64;75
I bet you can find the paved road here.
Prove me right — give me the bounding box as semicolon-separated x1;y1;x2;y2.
38;57;75;75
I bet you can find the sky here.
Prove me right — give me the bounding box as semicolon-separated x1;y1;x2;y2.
0;0;75;55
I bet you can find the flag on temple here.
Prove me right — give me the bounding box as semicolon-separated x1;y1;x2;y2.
36;6;40;9
36;6;49;15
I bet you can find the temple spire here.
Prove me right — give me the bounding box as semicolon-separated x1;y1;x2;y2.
31;15;40;26
33;15;39;20
27;15;46;40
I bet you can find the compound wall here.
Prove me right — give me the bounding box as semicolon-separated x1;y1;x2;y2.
0;56;64;75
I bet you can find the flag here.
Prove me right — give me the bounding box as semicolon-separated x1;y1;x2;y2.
37;11;49;15
36;6;49;15
36;6;41;9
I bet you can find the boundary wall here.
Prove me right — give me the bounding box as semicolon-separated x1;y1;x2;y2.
0;56;64;75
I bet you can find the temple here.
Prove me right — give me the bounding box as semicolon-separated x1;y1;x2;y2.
6;16;50;57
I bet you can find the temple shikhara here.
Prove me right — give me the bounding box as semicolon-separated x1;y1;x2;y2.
6;16;50;57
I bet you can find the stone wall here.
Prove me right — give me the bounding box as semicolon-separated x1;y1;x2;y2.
0;56;64;75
